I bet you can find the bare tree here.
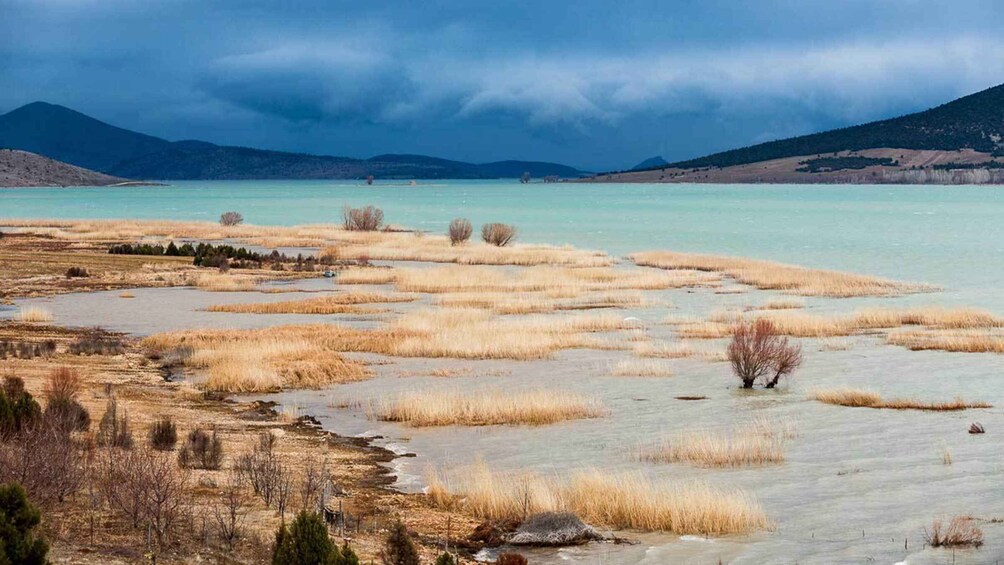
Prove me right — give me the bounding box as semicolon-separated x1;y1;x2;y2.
298;456;328;513
727;319;803;389
219;211;244;226
448;218;473;246
213;470;248;549
143;448;190;544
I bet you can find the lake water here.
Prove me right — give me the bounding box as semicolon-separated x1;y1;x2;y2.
4;180;1004;563
3;180;1004;307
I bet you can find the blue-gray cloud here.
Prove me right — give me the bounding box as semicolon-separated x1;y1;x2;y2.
2;0;1004;169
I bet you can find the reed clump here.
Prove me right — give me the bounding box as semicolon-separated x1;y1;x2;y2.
630;250;931;297
187;272;260;292
205;292;415;314
887;329;1004;353
640;430;786;467
18;306;53;323
611;359;674;377
810;388;990;411
924;516;983;548
378;389;604;426
426;464;769;535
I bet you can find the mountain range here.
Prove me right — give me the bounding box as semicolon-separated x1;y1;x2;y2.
588;82;1004;184
0;102;589;181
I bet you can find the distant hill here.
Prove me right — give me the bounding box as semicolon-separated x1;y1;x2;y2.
584;82;1004;185
631;156;668;170
656;83;1004;171
0;102;589;180
0;148;136;187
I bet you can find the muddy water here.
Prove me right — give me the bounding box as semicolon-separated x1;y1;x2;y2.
6;273;1004;564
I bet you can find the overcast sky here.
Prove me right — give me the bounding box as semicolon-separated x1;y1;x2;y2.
2;0;1003;170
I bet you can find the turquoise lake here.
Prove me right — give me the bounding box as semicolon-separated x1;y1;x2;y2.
3;180;1003;307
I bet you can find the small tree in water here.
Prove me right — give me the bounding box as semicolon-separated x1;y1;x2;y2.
727;319;802;389
220;211;244;226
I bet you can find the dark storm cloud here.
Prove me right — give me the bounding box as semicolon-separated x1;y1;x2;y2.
2;0;1004;169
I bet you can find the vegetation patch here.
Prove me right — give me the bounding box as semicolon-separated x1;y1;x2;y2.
377;389;604;426
810;388;990;411
796;156;898;173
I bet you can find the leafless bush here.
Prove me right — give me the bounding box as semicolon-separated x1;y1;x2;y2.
100;446;189;541
925;515;983;548
298;456;329;513
342;205;384;231
178;426;224;470
234;431;288;512
0;419;85;508
65;266;90;278
448;218;473;245
213;470;249;548
497;553;529;565
44;367;81;404
220;211;244;226
481;223;517;247
727;319;803;389
69;333;126;356
144;448;190;543
969;422;985;434
42;367;90;433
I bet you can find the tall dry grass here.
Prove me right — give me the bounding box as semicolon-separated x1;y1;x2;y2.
887;329;1004;353
630;250;931;297
205;292;415;314
678;307;1004;339
611;359;674;377
377;389;603;426
641;430;786;467
426;463;769;535
435;291;647;314
810;388;990;411
387;308;630;360
0;218;612;267
187;272;260;292
18;306;54;323
142;326;374;392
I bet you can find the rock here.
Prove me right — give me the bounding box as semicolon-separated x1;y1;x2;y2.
969;422;985;434
507;512;602;546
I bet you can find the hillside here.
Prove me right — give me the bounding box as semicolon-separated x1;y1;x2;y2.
653;83;1004;171
0;102;587;180
585;82;1004;184
0;149;136;187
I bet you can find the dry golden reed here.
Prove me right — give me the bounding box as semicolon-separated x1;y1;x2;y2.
641;430;786;467
377;389;603;426
426;463;769;535
205;292;415;314
611;359;674;377
810;388;990;411
18;306;54;323
630;250;931;297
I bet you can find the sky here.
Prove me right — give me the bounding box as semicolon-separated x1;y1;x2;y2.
2;0;1004;171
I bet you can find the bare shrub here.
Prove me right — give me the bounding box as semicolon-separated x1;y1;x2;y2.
342;205;384;231
727;319;802;389
100;447;189;541
219;211;244;226
143;448;190;543
96;396;133;449
44;367;81;404
69;333;126;356
0;419;85;507
234;431;285;507
148;416;178;451
924;515;983;548
298;456;328;513
481;223;517;247
65;266;90;278
448;218;473;246
969;422;985;434
41;367;90;433
213;470;248;548
178;427;224;470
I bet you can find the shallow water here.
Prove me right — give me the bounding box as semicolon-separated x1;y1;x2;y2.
4;181;1004;563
